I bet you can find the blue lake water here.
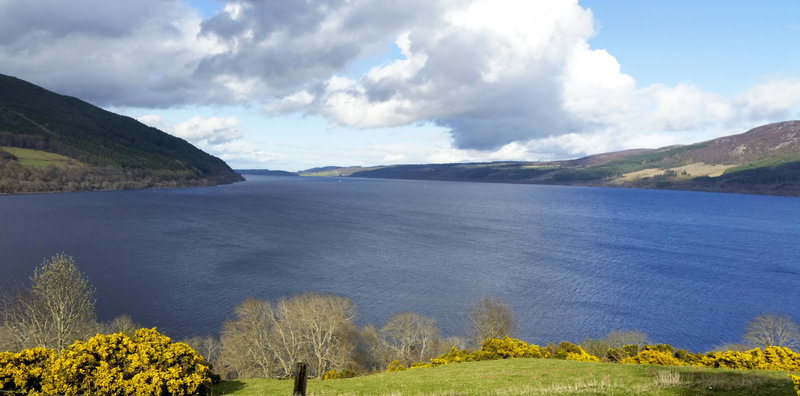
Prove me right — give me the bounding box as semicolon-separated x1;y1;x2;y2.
1;175;798;352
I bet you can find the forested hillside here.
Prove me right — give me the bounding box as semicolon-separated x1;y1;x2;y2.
310;121;800;196
0;74;243;193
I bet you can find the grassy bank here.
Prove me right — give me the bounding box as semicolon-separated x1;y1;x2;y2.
213;358;796;396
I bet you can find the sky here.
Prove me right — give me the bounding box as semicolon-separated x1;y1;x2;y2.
2;0;800;171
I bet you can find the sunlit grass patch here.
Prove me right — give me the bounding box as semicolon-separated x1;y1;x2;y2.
1;146;83;168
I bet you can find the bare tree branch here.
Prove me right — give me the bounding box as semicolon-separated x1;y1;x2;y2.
467;295;517;346
743;312;800;349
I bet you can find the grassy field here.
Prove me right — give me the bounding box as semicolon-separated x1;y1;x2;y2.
213;358;797;396
1;146;83;168
611;162;733;185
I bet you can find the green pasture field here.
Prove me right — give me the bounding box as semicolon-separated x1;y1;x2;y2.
213;358;796;396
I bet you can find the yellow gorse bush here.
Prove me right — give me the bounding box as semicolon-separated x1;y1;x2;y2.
565;348;600;362
0;347;56;395
386;337;554;371
789;374;800;396
621;344;800;373
480;337;547;359
753;346;800;372
699;349;757;370
621;348;686;366
385;359;407;372
1;328;211;396
700;346;800;372
321;369;357;380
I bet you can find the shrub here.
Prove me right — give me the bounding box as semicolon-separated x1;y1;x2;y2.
44;332;135;395
427;357;451;367
565;349;599;362
789;374;800;396
480;337;546;359
645;344;676;354
406;338;550;370
0;328;212;396
699;346;800;372
701;349;758;370
430;347;472;365
755;346;800;371
607;344;639;362
121;328;211;396
580;337;610;359
322;369;357;380
673;348;702;365
549;341;583;360
385;360;407;372
0;347;56;394
621;349;685;367
427;347;499;366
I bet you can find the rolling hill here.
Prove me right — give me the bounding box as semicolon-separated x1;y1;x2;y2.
0;74;243;194
306;121;800;196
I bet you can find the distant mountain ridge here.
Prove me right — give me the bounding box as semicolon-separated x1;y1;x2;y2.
0;74;243;193
305;121;800;196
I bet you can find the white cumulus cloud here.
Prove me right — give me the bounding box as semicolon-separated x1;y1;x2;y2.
172;116;243;145
137;114;244;151
3;0;800;166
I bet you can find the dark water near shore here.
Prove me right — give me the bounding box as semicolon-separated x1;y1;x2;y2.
1;175;798;351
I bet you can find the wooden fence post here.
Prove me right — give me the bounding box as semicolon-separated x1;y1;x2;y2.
293;362;308;396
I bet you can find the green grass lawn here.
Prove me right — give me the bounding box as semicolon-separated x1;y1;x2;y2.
1;146;83;168
213;359;797;396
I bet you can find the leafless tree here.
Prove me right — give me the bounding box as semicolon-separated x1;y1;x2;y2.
354;324;390;372
380;312;440;366
218;293;358;379
182;335;221;367
1;253;97;350
218;298;276;379
0;324;15;352
606;329;649;348
709;343;749;353
105;314;140;338
283;292;357;378
467;295;517;345
440;336;469;352
582;329;649;358
266;297;304;378
742;312;800;349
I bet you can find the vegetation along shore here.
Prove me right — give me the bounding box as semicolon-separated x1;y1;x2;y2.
2;254;800;395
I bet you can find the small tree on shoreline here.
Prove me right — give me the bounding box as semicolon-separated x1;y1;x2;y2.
743;312;800;349
1;253;97;351
380;312;440;366
218;292;357;379
467;295;517;346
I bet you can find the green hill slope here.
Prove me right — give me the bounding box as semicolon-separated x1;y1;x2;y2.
0;74;243;193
